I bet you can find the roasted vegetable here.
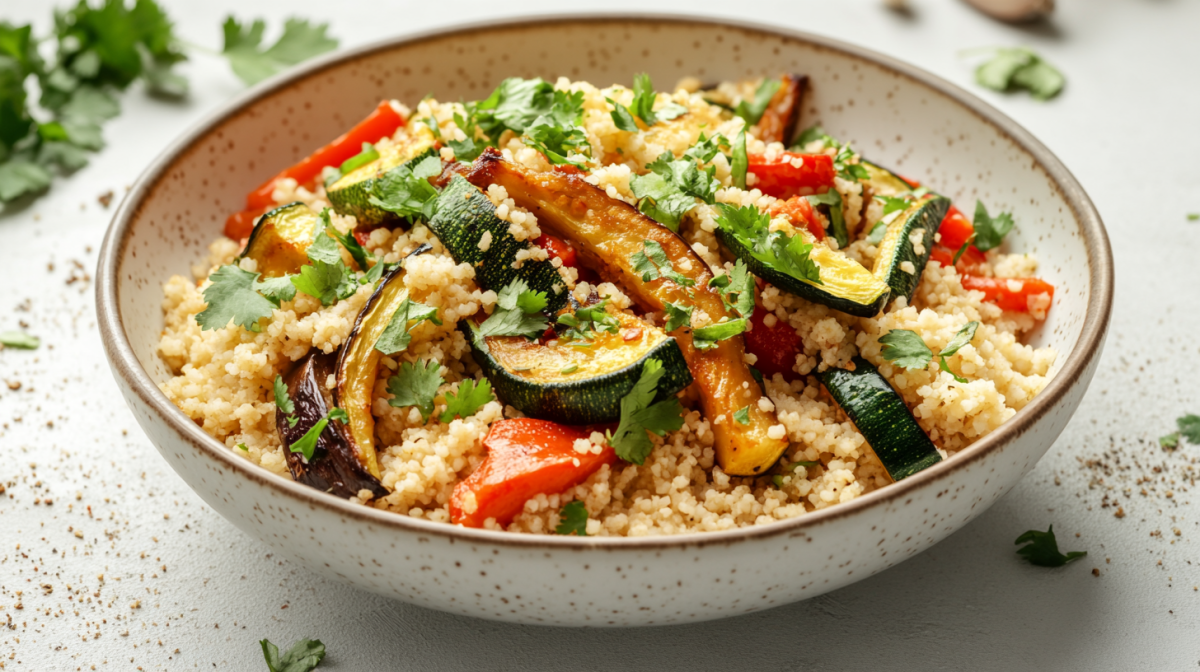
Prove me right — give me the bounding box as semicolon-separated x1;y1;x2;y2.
326;126;438;227
872;195;949;305
465;149;788;475
449;418;615;528
742;302;804;381
754;74;807;145
427;174;569;312
747;151;836;200
861;161;915;199
278;351;387;498
238;202;318;277
818;357;942;481
463;309;691;425
334;246;430;480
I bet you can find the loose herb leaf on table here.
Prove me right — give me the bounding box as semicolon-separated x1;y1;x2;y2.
260;637;326;672
1014;525;1086;567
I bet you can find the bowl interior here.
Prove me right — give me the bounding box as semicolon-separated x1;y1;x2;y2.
113;17;1096;482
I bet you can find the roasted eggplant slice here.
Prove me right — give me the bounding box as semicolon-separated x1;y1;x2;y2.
755;74;807;145
238;202;318;277
279;351;387;498
463;309;691;425
464;149;788;475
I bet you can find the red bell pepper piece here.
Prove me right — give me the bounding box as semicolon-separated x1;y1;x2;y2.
743;302;803;381
449;419;615;528
769;195;825;241
960;275;1056;313
747;152;835;200
533;233;577;268
223;100;407;239
929;244;987;275
937;206;976;251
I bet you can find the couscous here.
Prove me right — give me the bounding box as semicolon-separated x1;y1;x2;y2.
158;73;1056;536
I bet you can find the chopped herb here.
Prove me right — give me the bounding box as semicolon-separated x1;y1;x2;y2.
684;132;729;163
477;278;550;340
0;331;40;349
557;299;619;342
629;151;720;231
472;77;557;143
448;110;483;161
1177;414;1200;444
708;259;755;318
879;321;979;383
692;318;748;351
630;240;697;287
560;363;579;374
1014;525;1086;567
386;359;444;423
771;475;785;488
325;142;378;186
1160;433;1180;449
806;188;848;249
522;89;590;167
607;358;685;465
369;155;442;223
221;17;337;86
606;97;640;132
374;298;441;355
733;406;750;425
793;124;834;150
439;378;494;423
952;235;976;265
971;200;1015;252
555;500;589;536
621;73;687;127
714;204;821;287
972;47;1065;101
260;637;326;672
237;443;249;451
734;77;782;126
287;407;347;462
196;265;278;332
730;126;748;189
322;218;374;273
272;375;298;428
290;258;353;307
662;301;694;332
254;275;298;305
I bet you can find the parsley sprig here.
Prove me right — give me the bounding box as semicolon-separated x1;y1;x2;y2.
440;378;495;423
469;77;591;166
714;203;821;287
476;279;550;341
0;7;336;205
1014;526;1086;567
386;359;444;423
260;637;326;672
368;154;442;223
607;358;686;465
374;297;441;355
630;151;720;232
608;73;687;131
879;321;980;383
555;501;589;536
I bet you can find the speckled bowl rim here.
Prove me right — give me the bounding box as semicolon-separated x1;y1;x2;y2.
97;13;1113;551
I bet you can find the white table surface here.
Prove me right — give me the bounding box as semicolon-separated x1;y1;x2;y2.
2;0;1198;669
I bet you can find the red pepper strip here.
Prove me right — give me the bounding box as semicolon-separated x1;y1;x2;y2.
246;100;406;211
743;302;804;382
929;244;987;276
449;419;615;528
747;152;835;200
224;207;269;242
768;195;825;241
533;233;578;268
937;206;975;251
960;275;1056;313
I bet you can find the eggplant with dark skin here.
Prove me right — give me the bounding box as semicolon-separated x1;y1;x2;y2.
279;351;387;498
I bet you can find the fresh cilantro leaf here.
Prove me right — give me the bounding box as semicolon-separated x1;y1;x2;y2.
714;204;821;287
971;200;1015;252
866;220;888;245
692;318;747;351
386;359;444;423
940;321;980;357
221;17;337;86
793;124;835;150
322;220;373;272
473;77;563;143
723;259;756;318
237;443;249;451
973;47;1064;101
368;155;441;223
662;301;693;332
555;500;589;536
515;289;548;314
878;329;934;370
439;377;494;423
476;279;550;340
287;407;346;462
446;137;478;161
684;132;728;163
495;278;537;312
831;141;869;182
733;406;750;425
196;265;277;331
272;374;296;422
37;141;90;171
607;97;639;132
629;240;696;287
290;260;350;307
938;357;969;384
624;73;685;126
607;358;685;464
522;90;590;166
1177;414;1200;444
374;297;441;355
557;299;620;343
806;189;848;249
260;637;326;672
629;152;718;231
730;126;748;190
0;160;53;201
1014;525;1086;567
0;330;39;349
735;77;782;126
1160;432;1180;448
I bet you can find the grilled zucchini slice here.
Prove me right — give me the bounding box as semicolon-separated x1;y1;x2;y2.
326;127;438;227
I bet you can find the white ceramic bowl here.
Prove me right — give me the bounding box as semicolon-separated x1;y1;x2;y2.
97;16;1112;626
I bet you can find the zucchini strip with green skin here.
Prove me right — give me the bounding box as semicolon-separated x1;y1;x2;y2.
462;311;692;425
465;149;788;476
872;196;949;305
818;357;941;481
238;202;317;278
327;126;439;227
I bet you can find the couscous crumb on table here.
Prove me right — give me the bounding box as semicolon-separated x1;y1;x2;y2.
159;73;1056;536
